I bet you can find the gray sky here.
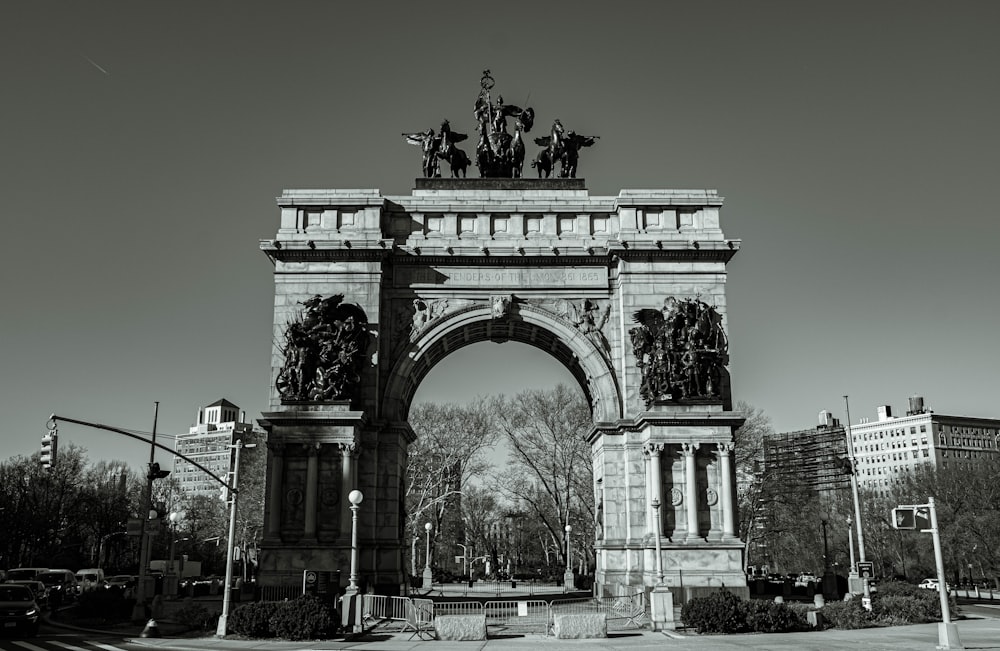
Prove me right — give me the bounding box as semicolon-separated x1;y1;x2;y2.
2;2;998;470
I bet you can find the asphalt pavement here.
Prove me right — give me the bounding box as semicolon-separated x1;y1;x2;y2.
40;609;1000;651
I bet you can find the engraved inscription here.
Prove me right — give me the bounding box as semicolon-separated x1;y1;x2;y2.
397;266;606;287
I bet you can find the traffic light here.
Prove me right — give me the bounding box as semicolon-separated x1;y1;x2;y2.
40;431;58;469
148;462;170;480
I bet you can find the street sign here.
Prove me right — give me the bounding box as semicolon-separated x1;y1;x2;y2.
857;561;874;578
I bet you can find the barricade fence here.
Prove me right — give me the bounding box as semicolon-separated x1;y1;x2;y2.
358;594;649;635
257;584;302;602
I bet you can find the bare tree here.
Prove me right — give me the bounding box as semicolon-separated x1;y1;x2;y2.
405;401;499;575
487;385;595;569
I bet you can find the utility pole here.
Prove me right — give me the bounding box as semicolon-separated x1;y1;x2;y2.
216;438;254;637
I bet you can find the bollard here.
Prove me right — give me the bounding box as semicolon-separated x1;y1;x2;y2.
140;619;161;638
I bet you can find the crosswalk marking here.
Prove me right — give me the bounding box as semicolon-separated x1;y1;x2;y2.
84;643;127;651
49;641;93;651
11;642;49;651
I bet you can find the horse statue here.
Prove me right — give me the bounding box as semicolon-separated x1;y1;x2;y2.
530;147;554;178
511;118;527;178
402;128;441;177
558;131;599;178
435;120;472;178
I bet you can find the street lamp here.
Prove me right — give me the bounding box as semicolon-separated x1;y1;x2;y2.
651;499;664;584
422;523;433;589
563;524;574;591
846;515;856;572
347;490;363;592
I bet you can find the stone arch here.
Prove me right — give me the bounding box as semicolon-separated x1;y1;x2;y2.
381;301;622;425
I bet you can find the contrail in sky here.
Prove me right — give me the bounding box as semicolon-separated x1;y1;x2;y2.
83;55;110;76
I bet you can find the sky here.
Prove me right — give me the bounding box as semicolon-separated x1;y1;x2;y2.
2;2;998;472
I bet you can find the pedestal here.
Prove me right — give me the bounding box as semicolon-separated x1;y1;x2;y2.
422;566;433;590
563;569;575;591
650;586;675;631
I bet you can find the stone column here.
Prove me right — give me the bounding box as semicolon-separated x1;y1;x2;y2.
718;442;737;539
266;443;284;537
339;442;357;540
682;443;700;541
642;442;665;536
304;442;320;539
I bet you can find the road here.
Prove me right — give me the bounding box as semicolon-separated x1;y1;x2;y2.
0;624;135;651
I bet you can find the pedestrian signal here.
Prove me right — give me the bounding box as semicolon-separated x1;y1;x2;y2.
892;507;916;529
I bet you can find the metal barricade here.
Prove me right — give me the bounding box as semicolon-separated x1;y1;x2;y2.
432;600;485;617
256;585;302;602
484;599;549;635
549;593;647;632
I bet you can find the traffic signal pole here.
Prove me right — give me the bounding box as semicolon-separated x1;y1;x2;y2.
131;401;159;622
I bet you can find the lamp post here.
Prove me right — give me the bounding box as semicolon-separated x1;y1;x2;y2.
563;524;574;591
820;512;830;573
457;543;469;578
844;395;872;609
347;490;363;592
422;523;433;589
651;499;664;584
846;515;856;572
215;438;255;638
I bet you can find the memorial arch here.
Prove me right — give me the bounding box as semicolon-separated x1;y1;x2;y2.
256;177;747;603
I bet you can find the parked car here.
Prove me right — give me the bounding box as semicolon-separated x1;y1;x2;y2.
104;575;137;598
919;578;944;590
0;583;41;636
4;568;48;582
74;569;106;593
766;573;787;585
795;573;818;587
5;581;48;609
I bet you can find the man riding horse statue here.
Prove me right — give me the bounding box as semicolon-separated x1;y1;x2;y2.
402;120;473;178
532;119;599;179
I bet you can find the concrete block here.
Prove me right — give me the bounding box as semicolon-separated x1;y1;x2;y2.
552;613;607;639
434;614;486;641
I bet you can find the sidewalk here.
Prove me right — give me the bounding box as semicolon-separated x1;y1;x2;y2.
120;617;1000;651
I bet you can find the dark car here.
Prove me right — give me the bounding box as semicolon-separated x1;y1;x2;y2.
36;571;77;606
0;583;41;636
6;581;47;609
104;575;137;598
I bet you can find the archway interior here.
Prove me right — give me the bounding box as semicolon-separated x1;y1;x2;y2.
400;319;595;422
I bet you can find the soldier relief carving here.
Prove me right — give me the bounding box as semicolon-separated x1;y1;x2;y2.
276;294;369;402
629;297;729;406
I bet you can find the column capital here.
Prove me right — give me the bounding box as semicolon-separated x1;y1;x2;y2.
681;442;700;456
717;442;735;455
642;442;665;457
339;442;358;456
267;441;285;456
304;441;321;457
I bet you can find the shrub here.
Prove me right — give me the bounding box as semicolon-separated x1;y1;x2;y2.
744;599;804;633
229;601;280;638
873;595;931;625
680;590;747;634
173;601;219;631
821;597;873;629
269;595;336;640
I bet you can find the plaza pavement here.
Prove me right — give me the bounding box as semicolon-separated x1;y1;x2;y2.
120;616;1000;650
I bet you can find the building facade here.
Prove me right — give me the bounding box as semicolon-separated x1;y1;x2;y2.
173;399;264;499
848;396;1000;495
763;410;851;494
